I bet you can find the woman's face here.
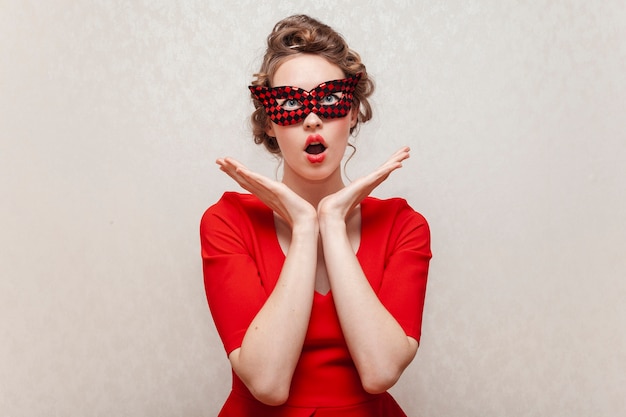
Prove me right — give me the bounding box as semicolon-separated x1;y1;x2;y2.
267;54;357;185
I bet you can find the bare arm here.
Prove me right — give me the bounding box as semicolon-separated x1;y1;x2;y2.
217;158;318;405
317;147;419;393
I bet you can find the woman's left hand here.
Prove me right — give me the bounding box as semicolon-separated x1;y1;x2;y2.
317;146;410;223
316;146;419;392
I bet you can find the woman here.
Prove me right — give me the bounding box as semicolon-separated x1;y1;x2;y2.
200;14;431;416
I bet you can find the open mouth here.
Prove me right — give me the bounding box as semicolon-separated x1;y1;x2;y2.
305;143;327;155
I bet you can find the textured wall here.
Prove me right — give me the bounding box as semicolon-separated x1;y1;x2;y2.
1;1;625;416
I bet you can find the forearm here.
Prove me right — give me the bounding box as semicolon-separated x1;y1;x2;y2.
230;222;318;404
320;218;417;393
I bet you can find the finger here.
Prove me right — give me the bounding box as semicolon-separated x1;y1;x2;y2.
216;158;270;195
218;157;273;187
374;148;409;172
217;158;274;192
389;146;410;163
217;157;248;175
216;159;247;183
217;157;295;217
354;149;408;193
216;157;242;179
380;147;411;172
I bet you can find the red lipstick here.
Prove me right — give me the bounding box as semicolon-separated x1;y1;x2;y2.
305;135;327;164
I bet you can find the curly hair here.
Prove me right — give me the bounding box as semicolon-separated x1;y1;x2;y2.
250;15;375;155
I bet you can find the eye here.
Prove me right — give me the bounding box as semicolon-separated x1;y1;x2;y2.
278;98;303;111
319;93;342;106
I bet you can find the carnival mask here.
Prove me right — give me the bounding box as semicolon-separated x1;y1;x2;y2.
249;73;361;126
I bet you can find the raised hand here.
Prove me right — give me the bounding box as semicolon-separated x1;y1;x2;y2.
216;157;317;228
317;146;410;223
315;146;419;393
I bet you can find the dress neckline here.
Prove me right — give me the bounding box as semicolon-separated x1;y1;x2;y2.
265;198;369;299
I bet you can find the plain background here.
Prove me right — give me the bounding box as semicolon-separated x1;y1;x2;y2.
1;0;625;416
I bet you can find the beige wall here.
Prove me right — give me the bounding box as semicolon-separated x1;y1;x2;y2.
1;1;625;415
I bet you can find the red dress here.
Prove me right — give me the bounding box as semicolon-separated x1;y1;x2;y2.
200;192;431;416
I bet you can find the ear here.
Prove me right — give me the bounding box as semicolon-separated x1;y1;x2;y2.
266;122;276;138
349;107;359;128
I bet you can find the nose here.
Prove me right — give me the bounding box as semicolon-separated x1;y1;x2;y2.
303;111;322;129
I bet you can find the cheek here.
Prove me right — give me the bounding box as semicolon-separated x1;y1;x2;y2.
272;126;299;151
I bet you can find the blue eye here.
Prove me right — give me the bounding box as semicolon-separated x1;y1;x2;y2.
320;94;341;106
279;98;303;110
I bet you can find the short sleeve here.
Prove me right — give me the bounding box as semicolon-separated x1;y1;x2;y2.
376;201;431;343
200;194;268;355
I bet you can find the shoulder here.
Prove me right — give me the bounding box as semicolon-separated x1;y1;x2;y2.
200;192;267;231
362;196;431;258
362;196;428;226
203;192;265;216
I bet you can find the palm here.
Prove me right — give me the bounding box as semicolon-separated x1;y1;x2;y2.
318;147;410;219
216;157;316;227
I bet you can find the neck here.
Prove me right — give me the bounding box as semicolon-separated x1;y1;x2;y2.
282;166;345;208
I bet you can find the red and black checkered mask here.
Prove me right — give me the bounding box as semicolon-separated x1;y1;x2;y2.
249;73;362;126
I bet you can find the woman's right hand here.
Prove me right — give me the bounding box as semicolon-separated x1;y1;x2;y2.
216;157;317;228
217;158;319;405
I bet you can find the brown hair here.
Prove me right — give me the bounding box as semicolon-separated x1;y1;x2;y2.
250;15;375;155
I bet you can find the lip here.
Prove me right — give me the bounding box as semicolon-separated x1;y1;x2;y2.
306;153;326;163
305;134;328;148
304;134;328;164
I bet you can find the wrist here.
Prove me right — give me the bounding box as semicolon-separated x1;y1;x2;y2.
291;217;320;236
318;215;346;235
